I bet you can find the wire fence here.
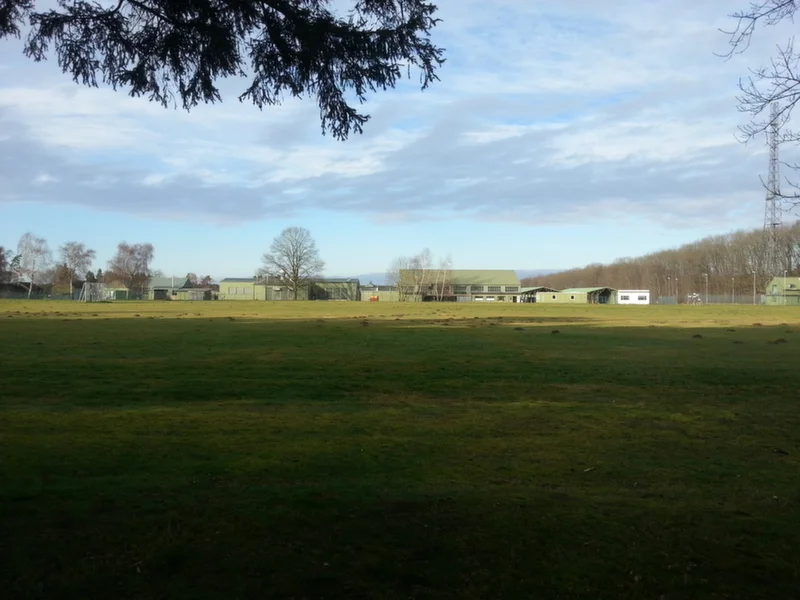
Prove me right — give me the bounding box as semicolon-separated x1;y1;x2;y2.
655;294;766;305
0;291;76;301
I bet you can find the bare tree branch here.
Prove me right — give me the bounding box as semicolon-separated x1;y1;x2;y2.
107;242;154;298
59;241;96;296
1;0;444;140
721;1;800;204
16;232;51;298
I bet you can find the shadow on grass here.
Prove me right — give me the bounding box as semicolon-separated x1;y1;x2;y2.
0;316;797;409
1;316;800;598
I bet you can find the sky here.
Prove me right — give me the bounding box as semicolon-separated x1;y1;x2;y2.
0;0;796;281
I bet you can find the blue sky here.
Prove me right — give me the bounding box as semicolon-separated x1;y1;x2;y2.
0;0;795;280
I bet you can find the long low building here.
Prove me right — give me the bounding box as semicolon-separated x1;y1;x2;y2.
397;269;522;302
618;290;651;305
219;277;361;301
535;287;618;304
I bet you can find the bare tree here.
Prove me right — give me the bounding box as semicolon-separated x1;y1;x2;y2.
259;226;324;300
721;2;800;200
1;0;444;141
37;265;58;293
0;246;9;283
388;255;418;301
433;254;453;301
59;241;96;296
16;232;51;298
409;247;433;298
388;248;453;301
107;242;155;298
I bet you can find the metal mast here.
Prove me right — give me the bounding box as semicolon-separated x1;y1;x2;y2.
764;102;782;273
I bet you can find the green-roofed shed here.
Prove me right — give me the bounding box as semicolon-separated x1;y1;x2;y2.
147;276;192;300
519;286;560;303
536;287;617;304
765;276;800;305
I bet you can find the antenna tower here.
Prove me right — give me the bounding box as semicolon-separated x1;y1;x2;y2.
764;101;782;274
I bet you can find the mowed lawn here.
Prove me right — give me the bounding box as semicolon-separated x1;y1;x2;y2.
1;300;799;599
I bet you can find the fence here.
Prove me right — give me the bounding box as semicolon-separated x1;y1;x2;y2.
655;294;766;305
0;291;77;301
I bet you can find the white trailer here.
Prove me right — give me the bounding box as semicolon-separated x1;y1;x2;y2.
618;290;650;305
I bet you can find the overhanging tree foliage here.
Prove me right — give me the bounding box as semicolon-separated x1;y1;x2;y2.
0;0;444;140
721;1;800;199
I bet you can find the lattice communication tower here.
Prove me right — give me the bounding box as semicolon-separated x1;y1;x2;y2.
764;101;783;274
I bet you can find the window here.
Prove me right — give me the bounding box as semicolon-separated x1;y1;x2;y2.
453;285;468;294
620;295;629;301
570;295;575;300
505;286;519;292
638;295;648;301
551;295;557;300
487;286;501;292
471;285;484;293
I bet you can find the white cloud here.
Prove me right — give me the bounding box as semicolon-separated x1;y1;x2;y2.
0;0;796;232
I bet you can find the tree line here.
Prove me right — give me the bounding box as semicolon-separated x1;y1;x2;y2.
0;234;212;298
1;225;326;300
521;222;800;300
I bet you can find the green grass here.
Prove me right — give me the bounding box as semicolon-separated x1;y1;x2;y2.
1;300;799;599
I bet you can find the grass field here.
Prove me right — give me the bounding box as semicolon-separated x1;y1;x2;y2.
1;299;799;599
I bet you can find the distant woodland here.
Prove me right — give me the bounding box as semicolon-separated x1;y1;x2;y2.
521;222;800;298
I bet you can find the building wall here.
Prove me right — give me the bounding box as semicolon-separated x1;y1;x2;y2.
618;290;650;305
309;281;360;301
220;280;361;301
219;281;266;300
360;289;400;302
764;277;800;305
175;289;210;301
265;285;303;300
764;294;800;305
536;292;588;303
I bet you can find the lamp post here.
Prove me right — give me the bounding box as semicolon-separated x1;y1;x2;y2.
752;271;756;305
732;277;735;304
704;273;709;305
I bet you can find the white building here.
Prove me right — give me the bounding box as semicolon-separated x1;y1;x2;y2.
618;290;650;305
